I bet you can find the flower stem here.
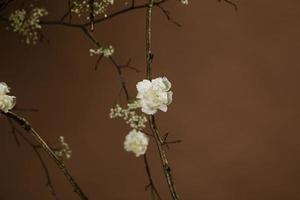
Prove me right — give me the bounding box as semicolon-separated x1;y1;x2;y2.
145;1;180;199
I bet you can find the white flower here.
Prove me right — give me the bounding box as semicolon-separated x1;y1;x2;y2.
136;77;173;115
124;130;149;157
0;82;16;113
55;136;72;159
0;82;10;95
101;45;114;57
0;95;16;113
89;45;114;57
72;0;114;18
8;8;48;45
180;0;188;5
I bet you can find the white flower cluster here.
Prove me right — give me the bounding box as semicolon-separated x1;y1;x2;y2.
71;0;114;19
180;0;189;5
55;136;72;159
110;102;148;157
136;77;173;115
8;8;48;44
110;77;173;157
89;45;114;57
109;102;147;130
0;82;16;113
124;129;149;157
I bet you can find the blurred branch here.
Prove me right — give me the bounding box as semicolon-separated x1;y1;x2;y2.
8;119;59;199
2;111;88;200
218;0;238;11
0;0;15;12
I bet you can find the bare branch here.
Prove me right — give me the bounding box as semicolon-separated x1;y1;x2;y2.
7;118;59;199
2;111;88;200
144;154;162;200
157;5;181;27
60;0;74;22
6;117;21;147
146;0;180;199
94;54;103;70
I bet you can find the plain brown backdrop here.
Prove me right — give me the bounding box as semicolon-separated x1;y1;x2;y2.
1;0;300;199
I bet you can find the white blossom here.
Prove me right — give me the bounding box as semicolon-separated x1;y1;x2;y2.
72;0;114;18
89;45;114;57
109;102;147;130
55;136;72;159
180;0;188;5
8;8;48;45
124;130;149;157
136;77;173;115
0;82;10;95
0;82;16;113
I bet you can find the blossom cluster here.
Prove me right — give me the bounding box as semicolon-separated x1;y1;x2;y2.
55;136;72;159
71;0;114;19
110;77;173;157
8;8;48;45
109;102;147;130
89;45;114;57
0;82;16;113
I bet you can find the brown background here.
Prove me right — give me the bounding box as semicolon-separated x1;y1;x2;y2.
1;0;300;199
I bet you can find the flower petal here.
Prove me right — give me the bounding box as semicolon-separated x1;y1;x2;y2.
167;91;173;105
0;82;9;95
159;104;168;112
136;80;152;93
162;77;171;91
142;107;157;115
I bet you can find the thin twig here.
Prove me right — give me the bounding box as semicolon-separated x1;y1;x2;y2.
157;5;181;27
144;154;161;200
109;56;131;101
94;54;103;70
6;117;21;147
60;0;74;22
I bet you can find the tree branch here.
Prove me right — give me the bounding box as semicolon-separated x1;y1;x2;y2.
2;111;88;200
79;25;160;199
157;5;181;27
145;0;180;199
